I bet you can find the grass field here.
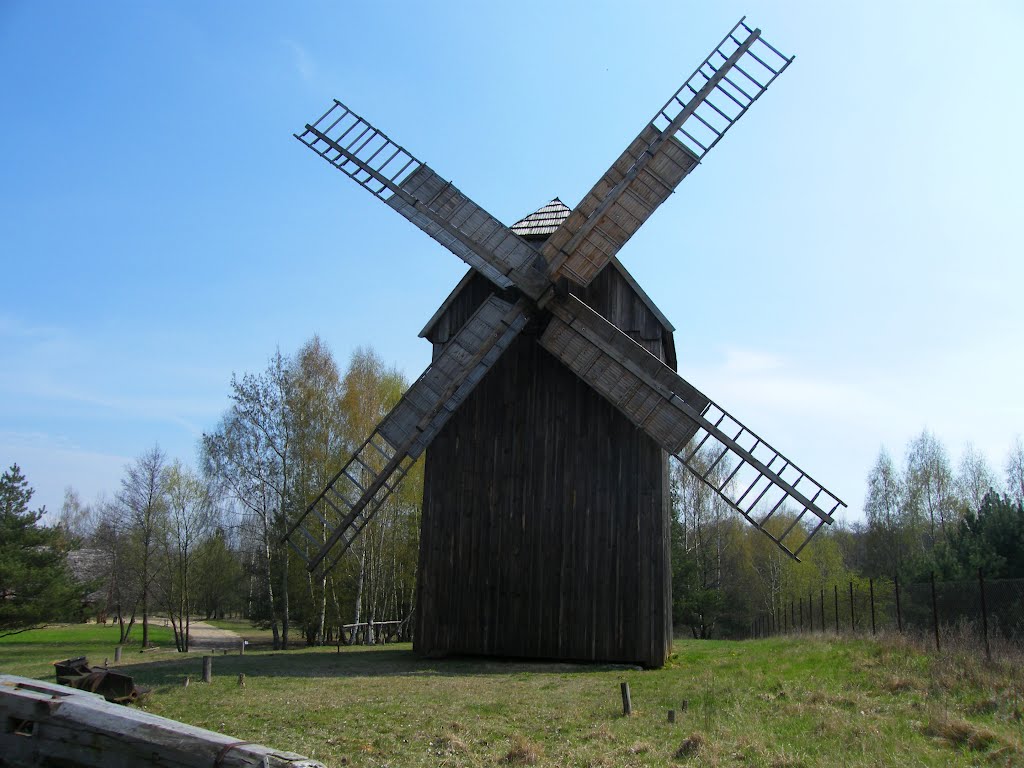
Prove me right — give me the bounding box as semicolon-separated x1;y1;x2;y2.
2;625;1021;767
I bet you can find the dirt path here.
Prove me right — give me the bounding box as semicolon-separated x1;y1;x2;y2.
184;621;242;651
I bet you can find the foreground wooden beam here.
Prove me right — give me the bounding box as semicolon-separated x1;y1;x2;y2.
0;675;326;768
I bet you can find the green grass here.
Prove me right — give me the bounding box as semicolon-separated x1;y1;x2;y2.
3;627;1022;767
0;622;177;678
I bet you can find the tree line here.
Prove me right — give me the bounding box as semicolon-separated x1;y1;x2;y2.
7;332;1022;646
670;431;1024;638
30;337;421;651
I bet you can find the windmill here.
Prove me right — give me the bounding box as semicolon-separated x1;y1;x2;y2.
285;19;846;667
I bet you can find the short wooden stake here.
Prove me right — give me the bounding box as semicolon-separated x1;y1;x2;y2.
202;655;213;684
620;682;632;716
237;673;245;688
183;676;190;688
239;640;245;656
667;709;675;723
114;646;122;663
680;699;689;711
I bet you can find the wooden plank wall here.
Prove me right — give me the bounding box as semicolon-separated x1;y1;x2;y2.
416;266;674;667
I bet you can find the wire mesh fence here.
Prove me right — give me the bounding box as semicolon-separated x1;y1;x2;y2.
750;570;1024;658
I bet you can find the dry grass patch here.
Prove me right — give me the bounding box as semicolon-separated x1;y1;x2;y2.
503;734;542;765
673;733;705;759
922;713;998;751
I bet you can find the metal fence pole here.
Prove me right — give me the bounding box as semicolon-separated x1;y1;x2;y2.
978;568;991;662
870;578;876;635
820;588;825;633
834;584;839;633
799;598;803;633
930;571;941;651
849;581;855;633
809;591;814;632
894;573;903;633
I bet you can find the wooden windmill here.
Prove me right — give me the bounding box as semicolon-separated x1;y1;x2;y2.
285;19;846;667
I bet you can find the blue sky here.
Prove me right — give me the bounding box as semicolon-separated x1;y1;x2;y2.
2;1;1022;522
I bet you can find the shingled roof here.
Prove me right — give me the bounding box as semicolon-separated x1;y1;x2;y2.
510;198;570;238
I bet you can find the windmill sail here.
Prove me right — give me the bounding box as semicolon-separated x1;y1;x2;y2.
540;296;844;559
284;296;530;574
544;18;794;287
295;103;549;299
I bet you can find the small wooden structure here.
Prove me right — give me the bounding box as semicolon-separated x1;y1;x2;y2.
0;675;325;768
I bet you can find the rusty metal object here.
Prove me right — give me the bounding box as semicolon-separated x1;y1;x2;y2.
53;657;145;704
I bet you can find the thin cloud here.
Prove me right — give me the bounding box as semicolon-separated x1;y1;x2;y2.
283;39;315;82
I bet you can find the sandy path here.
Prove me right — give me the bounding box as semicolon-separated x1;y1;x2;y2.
184;620;242;651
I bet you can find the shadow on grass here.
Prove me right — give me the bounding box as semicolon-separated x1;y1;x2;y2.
119;645;629;690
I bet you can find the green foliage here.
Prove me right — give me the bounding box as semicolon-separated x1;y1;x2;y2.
0;464;83;636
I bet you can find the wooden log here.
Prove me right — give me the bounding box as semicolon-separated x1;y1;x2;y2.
0;675;326;767
202;656;212;684
114;646;122;663
620;682;632;716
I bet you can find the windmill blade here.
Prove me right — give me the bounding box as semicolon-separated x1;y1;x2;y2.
296;102;550;300
539;296;845;559
284;295;530;574
543;18;794;287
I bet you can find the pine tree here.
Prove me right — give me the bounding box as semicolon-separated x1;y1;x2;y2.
0;463;81;636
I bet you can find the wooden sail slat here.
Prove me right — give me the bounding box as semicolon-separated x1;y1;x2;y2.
540;295;845;560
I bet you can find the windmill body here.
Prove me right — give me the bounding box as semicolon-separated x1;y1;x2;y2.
417;202;677;666
285;20;847;670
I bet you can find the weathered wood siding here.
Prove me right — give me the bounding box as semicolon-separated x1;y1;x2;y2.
416;266;674;667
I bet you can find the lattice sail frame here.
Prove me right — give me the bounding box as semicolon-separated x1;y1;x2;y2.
283;296;529;573
286;18;843;572
542;18;794;288
541;296;844;559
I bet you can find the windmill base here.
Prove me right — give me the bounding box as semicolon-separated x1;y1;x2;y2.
413;333;673;668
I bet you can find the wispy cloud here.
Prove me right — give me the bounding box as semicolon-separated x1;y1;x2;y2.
283;39;315;82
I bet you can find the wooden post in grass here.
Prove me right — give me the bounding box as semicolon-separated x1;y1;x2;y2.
202;656;212;684
668;709;675;723
114;646;122;663
239;640;245;656
820;588;825;633
620;682;632;716
930;571;940;651
238;673;245;688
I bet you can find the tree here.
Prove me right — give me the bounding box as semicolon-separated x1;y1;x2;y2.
904;430;958;549
863;447;909;576
117;446;168;648
938;492;1024;579
0;464;81;637
956;443;997;514
1006;436;1024;505
203;351;294;649
159;461;214;651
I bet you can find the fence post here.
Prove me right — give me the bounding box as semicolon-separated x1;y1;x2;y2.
978;568;991;662
791;599;796;632
809;591;814;632
930;571;941;652
820;588;825;633
894;574;903;633
869;578;876;635
202;655;213;683
834;584;839;633
799;598;803;633
849;581;855;633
